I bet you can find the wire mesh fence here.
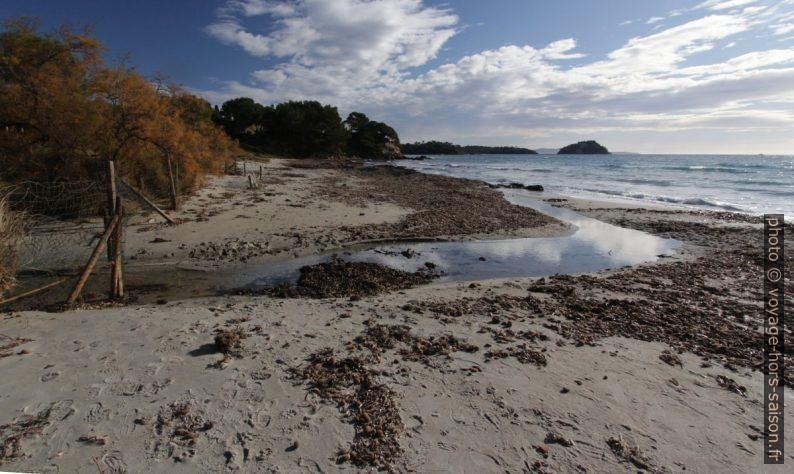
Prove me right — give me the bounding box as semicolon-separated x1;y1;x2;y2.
2;158;251;304
7;180;111;273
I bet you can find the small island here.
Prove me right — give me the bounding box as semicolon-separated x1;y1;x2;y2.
402;140;537;155
557;140;610;154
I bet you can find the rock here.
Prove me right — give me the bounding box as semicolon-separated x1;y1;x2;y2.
557;140;610;154
491;182;544;192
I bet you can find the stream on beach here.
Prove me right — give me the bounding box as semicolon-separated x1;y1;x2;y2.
233;190;681;291
7;190;680;308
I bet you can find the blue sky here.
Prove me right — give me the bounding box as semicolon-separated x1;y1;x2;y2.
2;0;794;153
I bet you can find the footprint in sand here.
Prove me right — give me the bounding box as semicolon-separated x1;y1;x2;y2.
111;378;172;397
41;371;60;382
101;450;128;473
84;402;110;424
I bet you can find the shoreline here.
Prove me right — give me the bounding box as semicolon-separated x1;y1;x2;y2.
397;153;792;217
1;157;792;472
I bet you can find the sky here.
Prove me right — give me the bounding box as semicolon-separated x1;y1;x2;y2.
2;0;794;154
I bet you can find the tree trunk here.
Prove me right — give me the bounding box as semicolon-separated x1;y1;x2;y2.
167;153;178;210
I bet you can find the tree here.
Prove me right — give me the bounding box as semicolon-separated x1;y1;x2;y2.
268;101;348;157
0;18;106;181
345;112;401;159
213;97;266;139
0;20;239;210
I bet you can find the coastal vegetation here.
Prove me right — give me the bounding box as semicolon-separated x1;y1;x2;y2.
0;19;238;202
0;193;24;296
557;140;610;154
212;99;401;159
401;140;537;155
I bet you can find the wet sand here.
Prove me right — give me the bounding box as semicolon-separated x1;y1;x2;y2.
1;158;792;473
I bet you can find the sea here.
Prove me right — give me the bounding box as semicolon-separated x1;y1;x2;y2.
400;154;794;217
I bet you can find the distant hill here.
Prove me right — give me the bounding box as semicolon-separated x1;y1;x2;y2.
402;141;537;155
558;140;610;154
537;148;638;155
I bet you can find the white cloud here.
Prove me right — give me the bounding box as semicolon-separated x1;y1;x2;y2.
695;0;760;11
206;0;457;65
773;23;794;35
540;39;586;60
219;0;298;17
646;16;665;24
577;15;750;78
662;49;794;76
205;0;459;105
201;1;794;152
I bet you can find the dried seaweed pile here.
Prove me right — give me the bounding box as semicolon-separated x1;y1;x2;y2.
270;258;440;298
405;294;543;318
606;435;665;472
399;334;478;364
208;324;255;369
484;344;548;366
154;401;213;458
214;327;247;357
715;375;747;396
478;326;549;344
317;164;563;239
352;323;413;354
0;336;32;359
529;255;794;383
352;320;479;366
292;322;481;471
291;349;403;471
518;219;793;383
0;406;51;464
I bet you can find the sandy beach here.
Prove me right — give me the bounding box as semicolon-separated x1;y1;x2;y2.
1;158;792;473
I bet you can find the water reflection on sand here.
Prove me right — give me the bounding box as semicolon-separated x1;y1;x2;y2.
240;190;681;289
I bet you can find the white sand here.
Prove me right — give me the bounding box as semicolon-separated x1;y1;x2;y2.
1;159;790;473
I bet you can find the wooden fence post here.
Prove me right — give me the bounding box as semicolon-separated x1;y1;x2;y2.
167;153;178;210
118;179;176;225
175;159;180;204
0;279;66;307
259;165;263;179
112;196;124;299
106;161;117;261
66;213;121;305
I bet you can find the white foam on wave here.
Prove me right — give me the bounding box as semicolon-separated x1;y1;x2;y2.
397;154;793;216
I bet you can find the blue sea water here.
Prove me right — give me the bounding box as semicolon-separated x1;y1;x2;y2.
400;154;794;217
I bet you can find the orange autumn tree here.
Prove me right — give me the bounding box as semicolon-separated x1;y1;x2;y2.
0;19;106;182
0;19;238;211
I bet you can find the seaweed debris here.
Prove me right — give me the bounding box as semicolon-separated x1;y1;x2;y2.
0;336;32;358
0;406;52;464
269;257;440;299
154;401;213;459
291;349;403;471
484;344;548;366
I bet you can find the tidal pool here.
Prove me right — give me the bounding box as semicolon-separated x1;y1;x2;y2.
235;190;681;291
